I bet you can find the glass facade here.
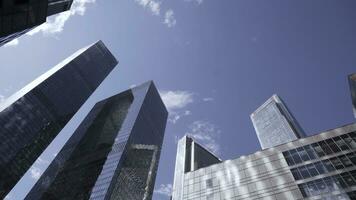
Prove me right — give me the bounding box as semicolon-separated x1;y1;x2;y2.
25;81;168;200
0;41;117;199
250;95;305;149
349;73;356;119
0;0;73;46
172;123;356;200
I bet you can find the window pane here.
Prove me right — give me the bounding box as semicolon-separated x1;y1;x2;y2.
333;136;350;151
298;184;310;198
322;160;335;172
339;155;353;168
307;182;319;196
304;145;317;160
291;168;302;180
297;147;310;161
335;175;348;189
341;134;356;149
318;141;333;155
312;143;325;157
306;163;319;177
347;152;356;165
330;157;344;170
324;177;337;192
326;139;341;153
315;179;328;194
314;161;326;174
299;166;311;179
290;149;302;164
283;151;295;166
341;173;356;187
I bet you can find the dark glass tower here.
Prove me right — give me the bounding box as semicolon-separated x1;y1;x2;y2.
349;73;356;119
0;0;73;46
250;94;305;149
25;81;168;200
0;40;117;199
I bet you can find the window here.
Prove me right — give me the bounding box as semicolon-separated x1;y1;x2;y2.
297;147;310;161
339;155;353;168
299;166;311;179
347;152;356;165
341;134;356;149
330;157;344;170
206;179;213;188
304;145;317;160
325;139;341;153
312;143;325;157
314;161;326;174
290;149;302;164
318;141;333;155
291;168;302;180
333;136;350;151
298;184;309;198
341;173;356;187
322;160;335;172
306;163;319;177
283;151;295;166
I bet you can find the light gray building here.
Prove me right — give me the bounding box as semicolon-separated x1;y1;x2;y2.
349;74;356;119
172;123;356;200
250;95;305;149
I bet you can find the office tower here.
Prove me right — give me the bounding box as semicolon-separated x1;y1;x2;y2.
25;81;168;200
0;0;73;46
250;94;305;149
0;41;117;199
172;136;222;200
172;123;356;200
349;73;356;119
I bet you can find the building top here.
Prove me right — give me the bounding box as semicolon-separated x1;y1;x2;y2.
250;94;305;149
0;41;116;112
47;0;73;16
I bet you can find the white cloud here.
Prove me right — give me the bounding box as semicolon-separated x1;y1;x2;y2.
154;184;172;196
160;90;194;124
186;121;221;154
134;0;161;16
160;90;194;111
164;9;177;28
203;97;214;102
27;0;95;36
30;167;42;180
3;39;19;47
185;0;203;4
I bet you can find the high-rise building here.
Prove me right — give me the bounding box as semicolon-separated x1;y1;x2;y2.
250;94;305;149
172;136;222;200
0;0;73;46
0;41;117;199
172;123;356;200
349;73;356;119
25;81;168;200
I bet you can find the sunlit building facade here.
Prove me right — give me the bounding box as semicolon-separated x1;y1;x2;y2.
0;0;73;46
349;73;356;119
25;81;168;200
0;41;117;199
250;95;305;149
172;123;356;200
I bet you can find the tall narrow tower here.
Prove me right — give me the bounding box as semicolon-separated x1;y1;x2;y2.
0;0;73;46
250;94;305;149
0;41;117;199
349;73;356;119
25;82;168;200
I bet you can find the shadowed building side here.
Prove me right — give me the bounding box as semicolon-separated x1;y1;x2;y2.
0;0;73;46
0;41;117;199
25;81;168;200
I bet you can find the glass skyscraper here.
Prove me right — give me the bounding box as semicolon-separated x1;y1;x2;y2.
349;73;356;119
172;123;356;200
250;94;305;149
0;41;117;199
0;0;73;46
25;81;168;200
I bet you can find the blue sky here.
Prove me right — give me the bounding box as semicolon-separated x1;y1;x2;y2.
1;0;356;199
